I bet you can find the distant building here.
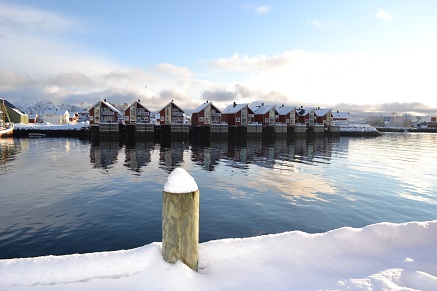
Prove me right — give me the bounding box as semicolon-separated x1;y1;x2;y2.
221;102;254;126
295;107;316;126
43;109;70;124
252;103;278;126
124;100;152;124
1;99;29;124
28;113;39;123
332;111;350;126
69;112;79;124
314;108;333;126
191;101;222;126
159;100;185;124
276;105;297;126
89;99;120;125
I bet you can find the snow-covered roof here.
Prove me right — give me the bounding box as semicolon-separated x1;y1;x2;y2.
222;103;249;114
253;104;275;115
295;107;315;116
1;99;26;115
43;109;69;115
314;108;332;117
159;101;184;113
131;101;151;112
192;102;210;114
332;112;350;119
276;105;297;116
92;100;119;113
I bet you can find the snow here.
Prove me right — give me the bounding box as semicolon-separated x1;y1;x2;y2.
15;122;89;130
1;220;436;290
163;168;199;193
340;124;379;132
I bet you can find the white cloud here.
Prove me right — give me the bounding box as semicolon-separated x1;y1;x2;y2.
376;8;392;22
256;5;271;15
243;3;271;15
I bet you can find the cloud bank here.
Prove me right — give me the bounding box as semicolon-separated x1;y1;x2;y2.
1;3;436;119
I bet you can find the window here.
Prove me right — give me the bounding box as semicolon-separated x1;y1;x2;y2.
286;119;289;124
236;117;241;122
199;117;204;122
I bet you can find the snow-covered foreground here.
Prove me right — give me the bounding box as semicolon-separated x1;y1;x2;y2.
1;221;436;291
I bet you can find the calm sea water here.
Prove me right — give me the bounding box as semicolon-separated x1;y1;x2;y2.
1;133;436;259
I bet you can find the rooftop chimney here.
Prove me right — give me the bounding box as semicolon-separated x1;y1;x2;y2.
138;99;140;103
233;102;236;107
104;99;107;102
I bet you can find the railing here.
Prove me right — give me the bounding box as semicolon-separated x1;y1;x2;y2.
101;111;115;116
172;112;184;117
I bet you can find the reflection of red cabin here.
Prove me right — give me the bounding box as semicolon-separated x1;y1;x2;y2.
191;101;222;126
276;105;296;125
89;99;120;125
253;104;278;126
159;100;184;124
314;108;333;126
124;100;151;124
295;107;315;126
221;102;254;126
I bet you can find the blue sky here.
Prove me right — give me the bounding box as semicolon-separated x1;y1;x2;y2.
1;0;437;116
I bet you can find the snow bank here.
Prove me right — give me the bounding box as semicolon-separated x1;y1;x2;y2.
340;125;379;132
1;220;436;290
164;168;198;193
15;122;89;131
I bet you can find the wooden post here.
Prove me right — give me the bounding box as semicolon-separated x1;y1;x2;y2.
162;169;199;271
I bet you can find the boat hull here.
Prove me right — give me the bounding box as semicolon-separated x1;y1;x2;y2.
0;126;13;138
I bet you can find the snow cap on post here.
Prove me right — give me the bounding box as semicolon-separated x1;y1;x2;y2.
164;168;198;193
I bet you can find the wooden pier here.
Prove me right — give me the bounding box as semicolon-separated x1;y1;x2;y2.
71;123;349;142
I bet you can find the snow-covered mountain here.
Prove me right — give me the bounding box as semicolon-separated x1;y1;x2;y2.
14;101;85;116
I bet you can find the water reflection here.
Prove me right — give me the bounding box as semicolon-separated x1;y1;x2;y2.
0;138;17;175
190;141;227;171
89;139;122;169
159;141;189;173
124;141;153;173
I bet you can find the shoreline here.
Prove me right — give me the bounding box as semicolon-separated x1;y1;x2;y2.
11;123;389;139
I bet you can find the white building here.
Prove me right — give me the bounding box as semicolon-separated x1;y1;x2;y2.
43;109;70;124
332;111;350;126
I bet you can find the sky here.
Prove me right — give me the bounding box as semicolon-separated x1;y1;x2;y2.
1;1;437;117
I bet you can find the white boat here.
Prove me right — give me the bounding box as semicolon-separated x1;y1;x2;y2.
0;99;14;138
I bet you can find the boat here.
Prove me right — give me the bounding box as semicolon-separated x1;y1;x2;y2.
0;99;14;138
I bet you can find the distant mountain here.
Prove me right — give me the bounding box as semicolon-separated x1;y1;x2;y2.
14;101;85;116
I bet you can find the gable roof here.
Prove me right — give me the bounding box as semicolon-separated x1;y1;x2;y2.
276;105;297;116
296;107;315;116
253;104;276;115
222;103;249;114
192;102;210;114
332;112;350;119
159;101;184;113
1;99;26;115
43;109;69;115
314;108;332;117
92;100;120;113
130;101;151;112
